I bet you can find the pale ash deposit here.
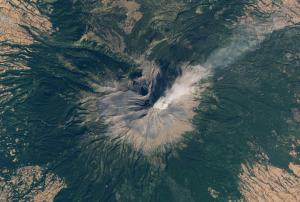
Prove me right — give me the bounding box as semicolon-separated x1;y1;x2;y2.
81;0;300;153
94;63;210;152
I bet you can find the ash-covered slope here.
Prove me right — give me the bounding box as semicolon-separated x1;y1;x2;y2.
95;61;209;151
2;0;300;201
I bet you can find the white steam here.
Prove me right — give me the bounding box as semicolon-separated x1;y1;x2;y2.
81;0;300;152
94;63;210;152
153;66;208;110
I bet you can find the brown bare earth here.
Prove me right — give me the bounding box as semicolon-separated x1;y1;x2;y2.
0;0;52;45
0;166;66;202
239;162;300;202
240;0;300;33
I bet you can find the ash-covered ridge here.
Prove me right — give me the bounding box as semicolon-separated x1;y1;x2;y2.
95;60;210;152
80;0;300;154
